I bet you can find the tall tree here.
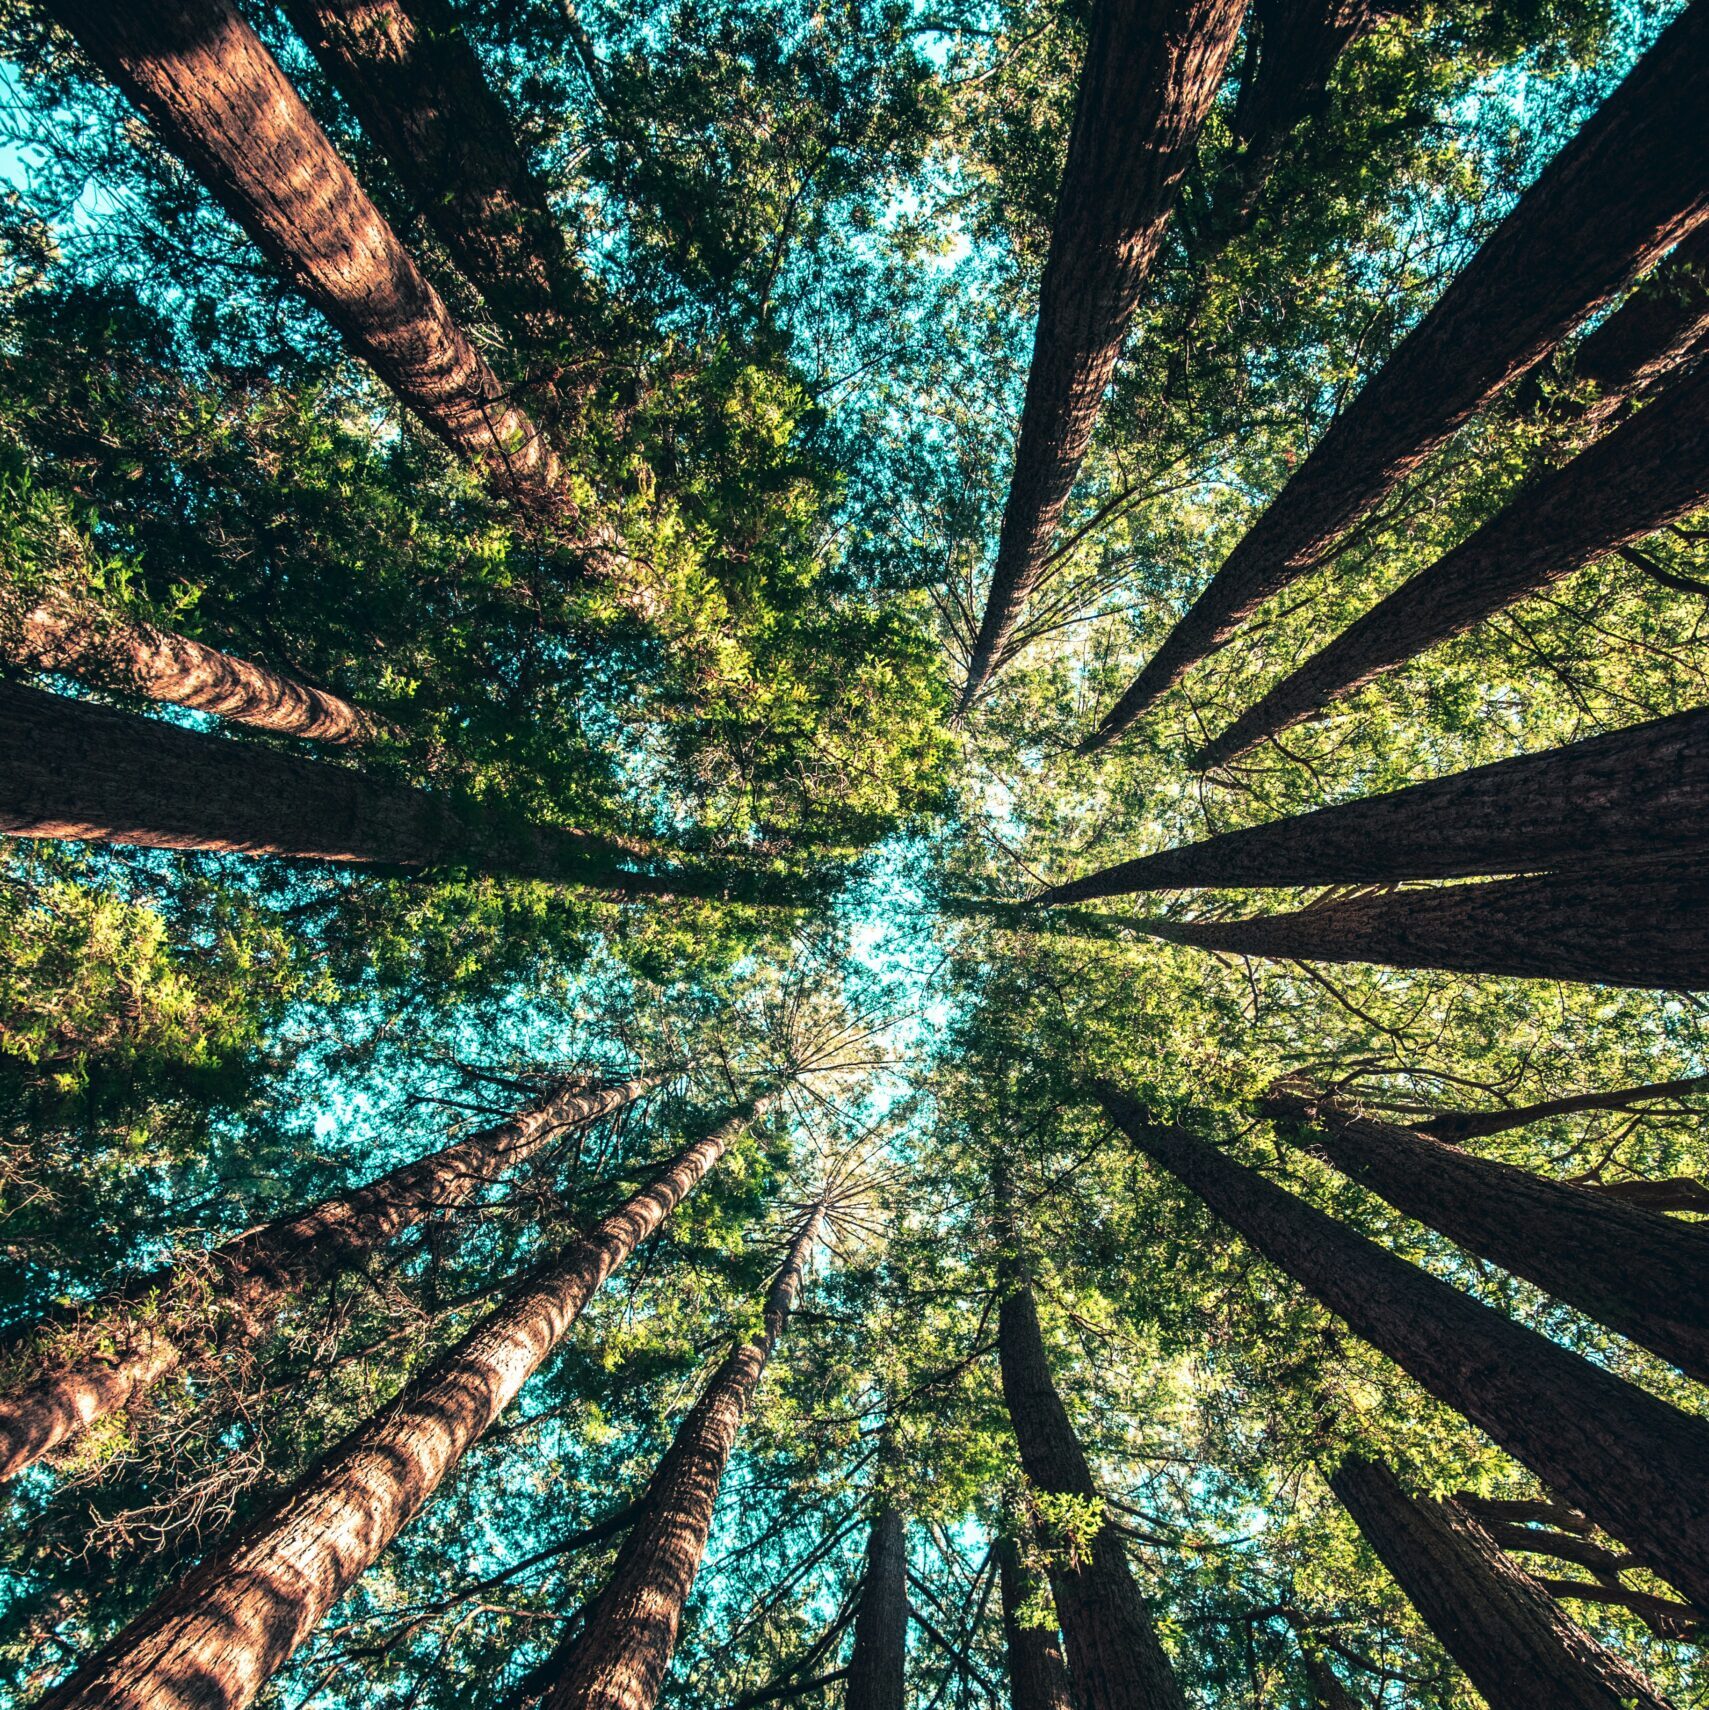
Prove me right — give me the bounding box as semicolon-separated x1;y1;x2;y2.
1098;1089;1709;1610
957;0;1250;708
36;1097;764;1710
996;1532;1075;1710
1417;1073;1709;1143
1083;0;1709;747
846;1504;909;1710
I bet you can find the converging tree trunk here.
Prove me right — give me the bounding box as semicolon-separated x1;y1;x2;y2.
536;1203;826;1710
37;1098;763;1710
0;1075;658;1484
847;1504;909;1710
1328;1455;1672;1710
957;0;1249;708
1416;1073;1709;1143
1083;0;1709;746
1261;1081;1709;1381
1098;1089;1709;1611
1196;356;1709;768
996;1533;1075;1710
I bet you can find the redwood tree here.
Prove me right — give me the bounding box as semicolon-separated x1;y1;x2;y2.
846;1504;909;1710
996;1532;1075;1710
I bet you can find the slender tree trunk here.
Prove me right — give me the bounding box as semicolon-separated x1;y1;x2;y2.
1098;1089;1709;1610
1532;1578;1705;1641
1477;1519;1633;1579
1042;705;1709;902
537;1204;826;1710
0;1075;658;1484
846;1504;909;1710
957;0;1249;709
1584;1178;1709;1215
37;1098;761;1710
1416;1073;1709;1143
1261;1082;1709;1381
1084;0;1709;746
1197;355;1709;768
1133;859;1709;989
1299;1648;1362;1710
1328;1455;1672;1710
42;0;562;512
996;1533;1075;1710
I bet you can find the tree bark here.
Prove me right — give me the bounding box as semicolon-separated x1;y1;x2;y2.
1261;1082;1709;1382
1416;1074;1709;1144
1132;859;1709;989
1328;1456;1672;1710
1299;1647;1363;1710
1532;1578;1705;1641
0;1075;657;1484
1098;1088;1709;1611
36;1097;760;1710
537;1204;826;1710
996;1533;1075;1710
42;0;562;512
1084;0;1709;746
1196;355;1709;768
846;1504;909;1710
957;0;1249;709
1584;1178;1709;1215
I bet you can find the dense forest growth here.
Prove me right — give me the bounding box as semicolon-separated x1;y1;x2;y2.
0;0;1704;1706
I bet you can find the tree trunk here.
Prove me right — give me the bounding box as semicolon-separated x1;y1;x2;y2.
1262;1082;1709;1382
1084;0;1709;746
1328;1456;1672;1710
42;0;562;512
537;1204;825;1710
1097;1090;1709;1611
0;1075;657;1483
1585;1178;1709;1215
1133;859;1709;989
1416;1074;1709;1143
36;1098;760;1710
1299;1648;1363;1710
846;1504;909;1710
997;1533;1075;1710
1478;1519;1632;1579
1196;355;1709;768
1042;705;1709;902
957;0;1249;709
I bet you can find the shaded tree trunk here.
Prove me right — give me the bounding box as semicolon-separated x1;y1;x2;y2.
1416;1074;1709;1143
37;1097;760;1710
42;0;561;512
1299;1648;1363;1710
1532;1578;1705;1642
1084;1;1709;746
957;0;1249;708
847;1504;909;1710
996;1533;1075;1710
1197;356;1709;768
537;1204;826;1710
1261;1082;1709;1382
1328;1456;1672;1710
1584;1177;1709;1214
1097;1088;1709;1610
0;1075;658;1483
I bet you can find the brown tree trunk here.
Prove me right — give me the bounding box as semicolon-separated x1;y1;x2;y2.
1299;1648;1363;1710
36;1098;761;1710
1197;355;1709;768
42;0;562;512
1098;1089;1709;1611
957;0;1249;708
1584;1178;1709;1215
0;1075;657;1483
1261;1082;1709;1382
996;1533;1075;1710
1084;0;1709;746
846;1504;909;1710
1532;1578;1705;1641
1133;859;1709;989
1417;1074;1709;1143
1041;705;1709;903
537;1204;826;1710
1328;1456;1672;1710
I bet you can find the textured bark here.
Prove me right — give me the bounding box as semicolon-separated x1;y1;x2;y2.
1584;1177;1709;1215
1533;1579;1705;1641
1478;1519;1632;1579
1099;1089;1709;1611
1417;1074;1709;1143
1329;1456;1672;1710
846;1505;909;1710
0;1076;654;1484
42;0;561;510
1042;705;1709;903
1133;860;1709;989
1299;1649;1362;1710
537;1205;825;1710
1085;0;1709;746
1262;1082;1709;1382
1197;356;1709;767
1453;1494;1592;1535
957;0;1249;707
996;1534;1075;1710
36;1098;758;1710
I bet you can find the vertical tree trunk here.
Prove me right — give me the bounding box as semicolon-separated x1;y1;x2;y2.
1196;356;1709;768
1299;1648;1363;1710
846;1504;909;1710
537;1204;826;1710
997;1533;1075;1710
1328;1456;1672;1710
1261;1082;1709;1381
1098;1089;1709;1611
957;0;1249;708
0;1075;659;1483
1084;0;1709;746
36;1098;762;1710
1415;1074;1709;1143
42;0;562;512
